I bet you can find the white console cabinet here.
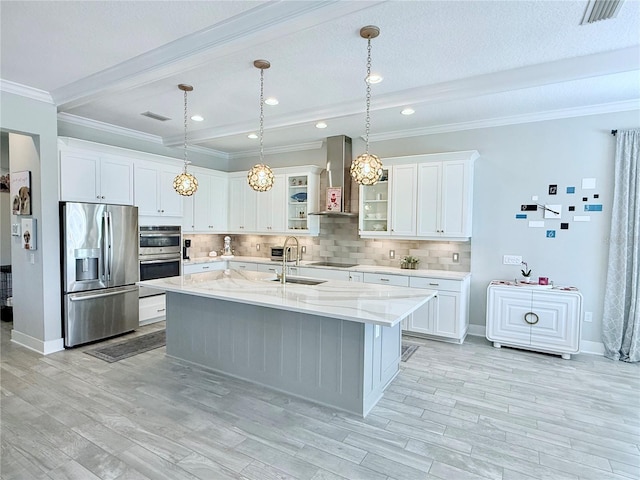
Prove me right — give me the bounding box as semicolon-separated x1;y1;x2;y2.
486;282;583;359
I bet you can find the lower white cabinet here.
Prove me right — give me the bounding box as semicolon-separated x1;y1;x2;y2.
257;263;281;274
362;273;409;287
406;276;469;342
139;294;166;326
486;283;583;359
183;262;226;275
228;261;258;271
295;266;351;281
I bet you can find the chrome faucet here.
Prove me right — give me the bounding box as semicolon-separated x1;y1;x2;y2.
280;236;300;284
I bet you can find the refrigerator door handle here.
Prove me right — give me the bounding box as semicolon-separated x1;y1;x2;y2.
107;211;114;282
68;285;139;301
102;212;109;282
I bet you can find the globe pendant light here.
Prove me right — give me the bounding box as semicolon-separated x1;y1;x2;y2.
350;25;383;186
173;84;198;196
247;59;275;192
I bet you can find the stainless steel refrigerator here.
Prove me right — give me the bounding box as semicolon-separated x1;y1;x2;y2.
61;202;139;347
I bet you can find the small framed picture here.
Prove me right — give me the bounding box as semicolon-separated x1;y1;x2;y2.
10;170;31;215
326;187;342;211
21;218;36;250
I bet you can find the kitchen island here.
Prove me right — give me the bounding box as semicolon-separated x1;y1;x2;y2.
139;269;436;416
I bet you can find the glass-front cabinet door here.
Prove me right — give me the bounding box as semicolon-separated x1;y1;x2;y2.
287;174;310;232
359;168;390;235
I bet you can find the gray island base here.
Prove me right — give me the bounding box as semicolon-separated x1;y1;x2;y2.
141;270;435;416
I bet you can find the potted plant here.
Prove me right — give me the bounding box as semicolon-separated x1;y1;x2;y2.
400;256;420;270
521;261;532;282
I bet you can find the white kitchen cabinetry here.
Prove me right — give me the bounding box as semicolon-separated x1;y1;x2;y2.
228;175;258;233
187;169;228;233
407;276;469;342
183;262;226;275
257;263;281;275
286;172;320;235
60;151;134;205
134;161;183;218
486;283;582;359
294;266;350;281
139;294;166;326
256;174;286;233
359;151;478;240
417;160;472;238
228;261;258;271
362;272;409;287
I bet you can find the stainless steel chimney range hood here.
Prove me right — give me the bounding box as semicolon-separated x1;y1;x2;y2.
309;135;358;217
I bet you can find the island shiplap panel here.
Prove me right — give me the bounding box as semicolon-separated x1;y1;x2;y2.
165;292;400;416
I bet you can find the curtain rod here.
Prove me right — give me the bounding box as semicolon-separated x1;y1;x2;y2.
611;130;617;136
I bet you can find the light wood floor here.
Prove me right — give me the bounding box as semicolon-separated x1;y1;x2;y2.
2;319;639;480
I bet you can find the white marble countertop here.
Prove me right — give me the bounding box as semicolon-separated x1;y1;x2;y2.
184;255;470;280
139;270;436;327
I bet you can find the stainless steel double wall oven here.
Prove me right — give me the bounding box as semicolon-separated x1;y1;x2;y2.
139;226;181;298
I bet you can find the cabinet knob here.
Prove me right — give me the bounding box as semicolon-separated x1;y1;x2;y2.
161;210;164;213
97;196;100;199
101;196;105;199
157;209;161;213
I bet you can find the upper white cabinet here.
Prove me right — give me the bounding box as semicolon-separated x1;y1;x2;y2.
185;168;228;233
417;159;472;238
359;151;478;241
60;149;134;205
228;174;258;232
228;167;320;236
134;160;183;217
256;174;286;233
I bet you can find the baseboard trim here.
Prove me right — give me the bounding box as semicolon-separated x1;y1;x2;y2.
11;329;64;355
579;340;605;356
467;324;486;337
467;324;604;356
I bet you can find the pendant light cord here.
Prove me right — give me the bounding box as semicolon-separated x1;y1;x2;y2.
259;67;265;163
183;88;189;173
364;37;372;156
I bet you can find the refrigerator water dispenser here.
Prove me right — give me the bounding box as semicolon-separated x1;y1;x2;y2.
74;248;100;281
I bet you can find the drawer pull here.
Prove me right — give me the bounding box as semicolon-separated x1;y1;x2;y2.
202;266;210;270
524;312;539;325
429;282;439;286
380;278;390;282
157;308;166;312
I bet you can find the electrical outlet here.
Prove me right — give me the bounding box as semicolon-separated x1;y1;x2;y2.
452;252;459;263
503;255;523;265
301;246;306;254
256;244;260;251
584;311;593;323
389;250;395;259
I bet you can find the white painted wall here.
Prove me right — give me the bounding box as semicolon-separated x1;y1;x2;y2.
1;92;62;352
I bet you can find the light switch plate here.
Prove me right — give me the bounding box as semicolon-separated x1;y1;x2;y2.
503;255;522;265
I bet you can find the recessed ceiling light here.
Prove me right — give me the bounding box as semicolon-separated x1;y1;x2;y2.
191;115;204;122
265;97;279;106
315;122;327;129
247;133;258;139
366;74;383;84
401;108;415;116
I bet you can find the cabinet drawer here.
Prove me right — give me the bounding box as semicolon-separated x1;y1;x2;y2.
363;273;409;287
410;276;461;292
228;261;258;271
257;263;281;274
139;294;166;323
183;262;224;274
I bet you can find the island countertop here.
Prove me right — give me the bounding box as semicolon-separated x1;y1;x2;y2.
139;270;436;327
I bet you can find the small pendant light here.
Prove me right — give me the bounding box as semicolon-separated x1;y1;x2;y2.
247;59;275;192
350;25;383;186
173;84;198;196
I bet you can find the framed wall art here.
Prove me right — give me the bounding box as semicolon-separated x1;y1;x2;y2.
10;170;31;215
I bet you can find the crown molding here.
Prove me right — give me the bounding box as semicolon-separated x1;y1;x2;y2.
229;141;323;159
58;112;163;143
0;79;54;104
366;100;640;142
58;112;229;159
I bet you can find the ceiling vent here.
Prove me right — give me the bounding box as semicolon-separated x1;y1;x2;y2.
141;111;171;122
581;0;624;24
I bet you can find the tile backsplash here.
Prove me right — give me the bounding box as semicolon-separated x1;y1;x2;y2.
185;216;470;271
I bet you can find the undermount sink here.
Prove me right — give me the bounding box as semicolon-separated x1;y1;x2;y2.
308;261;358;268
272;277;327;286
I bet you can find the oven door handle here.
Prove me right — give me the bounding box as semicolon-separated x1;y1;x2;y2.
140;233;181;238
140;258;180;265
